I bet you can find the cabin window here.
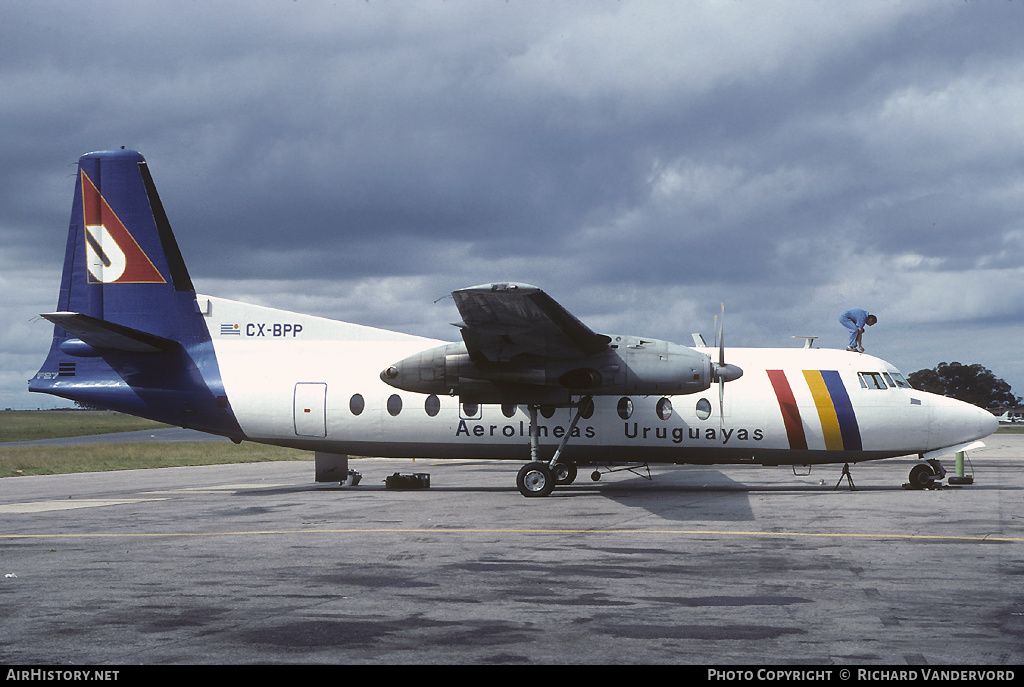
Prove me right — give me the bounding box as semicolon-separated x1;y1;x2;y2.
579;397;595;419
540;405;556;419
502;403;517;418
858;372;887;389
387;394;403;416
425;394;440;417
462;402;480;419
656;397;673;420
696;398;712;420
349;393;365;416
617;397;633;420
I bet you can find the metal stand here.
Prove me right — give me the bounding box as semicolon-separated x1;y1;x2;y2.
834;463;856;491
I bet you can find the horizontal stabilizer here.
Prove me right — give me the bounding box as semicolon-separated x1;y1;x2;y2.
41;312;178;354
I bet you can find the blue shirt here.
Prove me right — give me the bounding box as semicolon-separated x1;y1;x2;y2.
840;308;870;328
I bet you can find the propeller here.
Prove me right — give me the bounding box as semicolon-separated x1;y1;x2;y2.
710;303;743;425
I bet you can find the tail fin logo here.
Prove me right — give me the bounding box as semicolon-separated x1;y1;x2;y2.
81;170;166;284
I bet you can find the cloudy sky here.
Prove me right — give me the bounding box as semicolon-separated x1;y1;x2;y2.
3;0;1024;410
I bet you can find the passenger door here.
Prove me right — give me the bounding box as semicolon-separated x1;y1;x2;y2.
294;382;327;437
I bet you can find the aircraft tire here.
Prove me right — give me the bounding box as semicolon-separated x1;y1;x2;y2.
517;462;555;497
553;462;577;485
907;463;935;490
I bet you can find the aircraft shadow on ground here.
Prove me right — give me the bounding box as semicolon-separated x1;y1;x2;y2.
231;462;1006;524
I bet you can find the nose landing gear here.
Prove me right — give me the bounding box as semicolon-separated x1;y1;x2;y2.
904;458;947;490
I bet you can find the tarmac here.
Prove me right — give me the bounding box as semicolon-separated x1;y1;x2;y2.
0;431;1021;665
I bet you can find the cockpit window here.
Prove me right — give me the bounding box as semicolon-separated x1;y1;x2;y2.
858;372;888;389
890;372;912;388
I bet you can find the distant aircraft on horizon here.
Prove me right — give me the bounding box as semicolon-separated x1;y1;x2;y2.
30;149;997;496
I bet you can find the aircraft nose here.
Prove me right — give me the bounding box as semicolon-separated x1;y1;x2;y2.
962;400;999;438
979;404;999;437
929;396;999;448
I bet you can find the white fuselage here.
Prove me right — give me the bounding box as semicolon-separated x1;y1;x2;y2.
201;295;996;466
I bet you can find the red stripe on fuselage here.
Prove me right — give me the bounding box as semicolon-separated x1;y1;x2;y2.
766;369;807;451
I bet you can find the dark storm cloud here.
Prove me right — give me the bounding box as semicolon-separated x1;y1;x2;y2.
4;1;1024;408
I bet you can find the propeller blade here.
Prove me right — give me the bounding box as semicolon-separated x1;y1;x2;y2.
711;303;743;426
718;303;726;367
718;303;725;425
719;376;726;428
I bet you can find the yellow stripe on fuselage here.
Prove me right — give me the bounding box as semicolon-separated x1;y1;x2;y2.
802;370;844;450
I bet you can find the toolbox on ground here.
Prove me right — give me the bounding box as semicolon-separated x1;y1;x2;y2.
385;473;431;489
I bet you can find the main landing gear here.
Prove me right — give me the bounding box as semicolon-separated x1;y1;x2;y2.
515;397;589;498
515;460;579;497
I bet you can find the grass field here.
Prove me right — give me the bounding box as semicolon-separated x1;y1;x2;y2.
0;410;309;478
0;410;170;443
0;441;309;478
995;425;1024;434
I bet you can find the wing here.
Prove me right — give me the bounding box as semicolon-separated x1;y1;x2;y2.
451;283;611;363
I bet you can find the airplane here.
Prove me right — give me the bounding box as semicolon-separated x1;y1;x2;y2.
29;149;998;497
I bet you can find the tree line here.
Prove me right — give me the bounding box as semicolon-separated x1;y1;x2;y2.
907;362;1020;409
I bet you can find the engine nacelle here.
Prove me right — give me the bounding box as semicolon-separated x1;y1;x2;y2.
381;336;716;404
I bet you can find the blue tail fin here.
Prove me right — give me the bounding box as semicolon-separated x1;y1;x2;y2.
30;149;243;439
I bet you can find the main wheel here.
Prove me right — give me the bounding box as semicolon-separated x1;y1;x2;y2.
908;463;935;490
552;462;578;485
517;462;555;497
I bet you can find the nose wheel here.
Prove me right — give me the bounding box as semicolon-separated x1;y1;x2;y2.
905;458;946;490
